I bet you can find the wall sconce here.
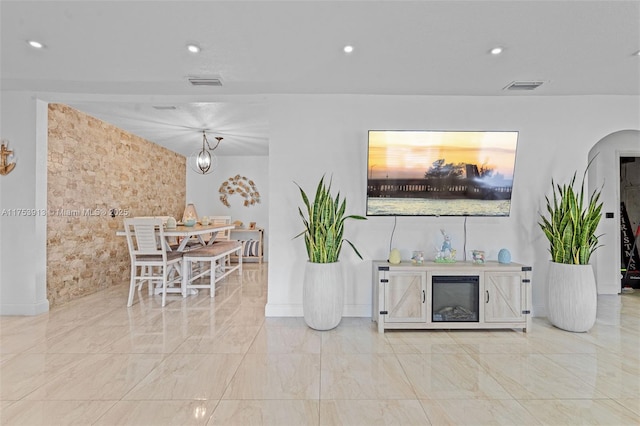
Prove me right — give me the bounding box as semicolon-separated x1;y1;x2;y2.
0;140;16;176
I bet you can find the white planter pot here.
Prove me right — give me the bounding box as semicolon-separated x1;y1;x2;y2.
547;261;597;332
303;261;344;330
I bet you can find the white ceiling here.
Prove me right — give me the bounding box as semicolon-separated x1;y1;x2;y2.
2;0;639;156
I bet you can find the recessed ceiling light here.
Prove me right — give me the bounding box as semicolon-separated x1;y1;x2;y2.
343;45;354;54
187;44;200;53
490;47;503;55
634;50;640;56
27;40;44;49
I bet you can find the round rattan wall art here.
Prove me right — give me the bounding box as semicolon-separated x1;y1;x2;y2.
219;175;261;207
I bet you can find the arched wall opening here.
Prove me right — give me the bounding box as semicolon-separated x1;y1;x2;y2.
588;129;640;295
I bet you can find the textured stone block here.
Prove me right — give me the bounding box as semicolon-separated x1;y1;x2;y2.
47;104;186;307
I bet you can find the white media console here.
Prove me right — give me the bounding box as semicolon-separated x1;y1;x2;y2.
372;260;532;333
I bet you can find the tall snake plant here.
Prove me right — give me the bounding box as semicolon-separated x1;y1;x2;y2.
539;164;603;265
295;176;366;263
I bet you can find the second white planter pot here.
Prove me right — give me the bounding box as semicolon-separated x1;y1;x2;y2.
547;261;597;332
303;261;344;331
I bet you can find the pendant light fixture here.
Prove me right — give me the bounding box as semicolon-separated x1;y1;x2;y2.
189;130;223;175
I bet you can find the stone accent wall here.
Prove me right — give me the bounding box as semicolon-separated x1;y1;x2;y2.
47;104;186;307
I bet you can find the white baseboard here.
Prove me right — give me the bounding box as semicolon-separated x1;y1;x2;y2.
264;303;302;317
0;300;49;316
265;303;372;318
533;304;546;318
343;304;371;317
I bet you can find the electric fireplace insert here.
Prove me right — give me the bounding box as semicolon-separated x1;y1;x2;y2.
432;275;479;322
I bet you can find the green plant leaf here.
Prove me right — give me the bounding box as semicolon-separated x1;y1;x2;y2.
294;175;367;263
539;162;603;265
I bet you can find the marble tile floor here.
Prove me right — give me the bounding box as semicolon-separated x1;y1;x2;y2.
1;263;639;425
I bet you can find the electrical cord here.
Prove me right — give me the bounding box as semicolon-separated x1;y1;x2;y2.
463;216;467;262
387;216;468;261
388;216;397;261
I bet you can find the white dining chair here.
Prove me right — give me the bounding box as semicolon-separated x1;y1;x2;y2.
123;217;183;307
211;215;233;266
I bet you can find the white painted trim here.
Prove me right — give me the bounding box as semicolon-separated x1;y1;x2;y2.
589;130;640;295
265;303;372;317
265;304;302;317
343;304;372;317
35;99;50;311
596;295;622;326
0;300;49;316
532;304;546;318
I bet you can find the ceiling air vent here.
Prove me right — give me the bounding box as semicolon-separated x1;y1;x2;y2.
188;77;223;87
504;81;544;91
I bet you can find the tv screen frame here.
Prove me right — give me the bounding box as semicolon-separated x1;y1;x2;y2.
366;130;519;217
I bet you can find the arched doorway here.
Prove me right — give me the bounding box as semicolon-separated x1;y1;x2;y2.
588;130;640;294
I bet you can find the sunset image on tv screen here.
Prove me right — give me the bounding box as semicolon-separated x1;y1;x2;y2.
366;130;519;216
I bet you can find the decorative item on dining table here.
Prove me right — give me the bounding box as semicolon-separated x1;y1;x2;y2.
166;217;177;229
182;203;198;226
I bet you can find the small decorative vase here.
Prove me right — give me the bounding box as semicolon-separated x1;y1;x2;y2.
303;262;344;330
547;261;597;332
166;217;177;229
472;250;485;264
498;249;511;264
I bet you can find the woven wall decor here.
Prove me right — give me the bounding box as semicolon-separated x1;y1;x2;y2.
219;175;261;207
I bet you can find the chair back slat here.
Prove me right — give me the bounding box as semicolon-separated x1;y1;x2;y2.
211;215;232;241
124;218;166;257
135;224;160;253
123;217;180;308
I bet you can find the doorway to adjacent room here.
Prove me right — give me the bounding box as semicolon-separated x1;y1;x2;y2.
621;156;640;289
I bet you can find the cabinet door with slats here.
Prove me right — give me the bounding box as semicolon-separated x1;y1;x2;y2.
484;272;524;323
384;271;427;323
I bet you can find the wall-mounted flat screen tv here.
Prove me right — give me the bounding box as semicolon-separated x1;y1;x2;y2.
367;130;519;216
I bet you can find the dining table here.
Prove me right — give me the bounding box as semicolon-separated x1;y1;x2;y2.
117;222;236;296
116;222;235;249
164;223;235;251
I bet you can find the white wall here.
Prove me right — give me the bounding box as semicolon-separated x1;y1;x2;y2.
2;92;639;316
187;155;269;259
0;92;49;315
265;94;640;318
